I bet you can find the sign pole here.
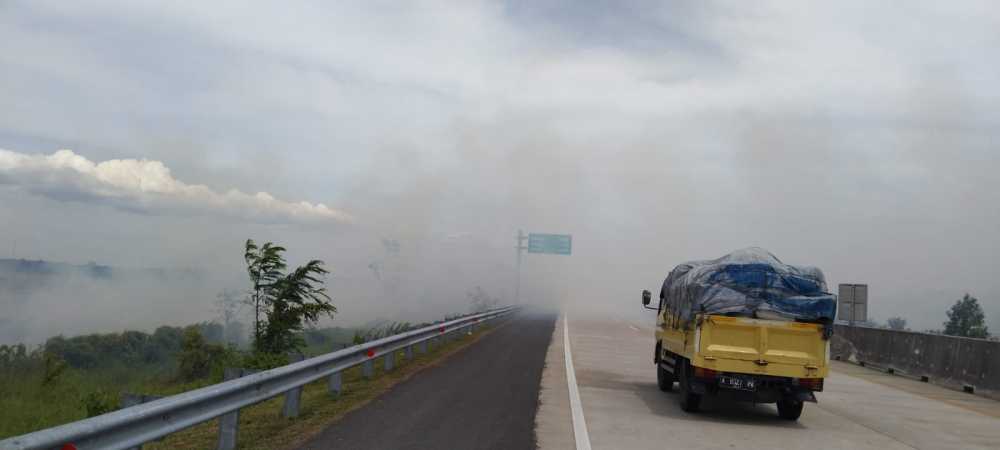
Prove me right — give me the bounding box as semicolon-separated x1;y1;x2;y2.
516;229;526;303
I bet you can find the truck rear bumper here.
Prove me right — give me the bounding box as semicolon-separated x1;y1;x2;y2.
690;377;818;404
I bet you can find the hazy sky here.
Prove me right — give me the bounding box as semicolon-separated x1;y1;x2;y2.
1;1;999;336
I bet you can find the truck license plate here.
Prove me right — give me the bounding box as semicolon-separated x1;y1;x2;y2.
719;375;756;391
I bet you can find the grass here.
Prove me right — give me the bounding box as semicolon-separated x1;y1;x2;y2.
81;326;492;450
0;363;218;439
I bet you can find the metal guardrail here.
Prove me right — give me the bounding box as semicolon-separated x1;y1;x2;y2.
0;306;518;450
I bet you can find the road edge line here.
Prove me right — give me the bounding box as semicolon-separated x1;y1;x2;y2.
563;315;592;450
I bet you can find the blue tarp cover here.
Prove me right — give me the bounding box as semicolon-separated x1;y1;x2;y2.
660;247;837;323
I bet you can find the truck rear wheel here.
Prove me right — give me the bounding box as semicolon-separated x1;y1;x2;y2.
678;359;701;412
777;398;803;420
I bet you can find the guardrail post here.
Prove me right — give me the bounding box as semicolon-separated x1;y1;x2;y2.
283;354;305;419
405;345;414;361
384;351;395;372
120;393;165;450
362;359;374;379
217;368;246;450
121;394;144;450
418;340;427;354
328;371;342;398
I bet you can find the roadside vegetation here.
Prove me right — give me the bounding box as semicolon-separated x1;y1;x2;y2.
0;238;500;445
0;318;495;446
0;324;240;438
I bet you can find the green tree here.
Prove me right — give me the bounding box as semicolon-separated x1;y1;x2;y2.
943;293;989;338
244;240;287;346
197;322;225;344
886;317;907;331
243;239;337;354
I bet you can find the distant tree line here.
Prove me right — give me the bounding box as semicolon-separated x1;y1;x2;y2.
39;322;227;371
867;293;990;339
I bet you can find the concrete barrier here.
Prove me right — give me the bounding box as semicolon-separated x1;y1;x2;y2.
832;325;999;400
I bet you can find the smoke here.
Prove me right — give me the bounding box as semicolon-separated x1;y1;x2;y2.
0;149;352;225
0;261;233;345
1;1;999;342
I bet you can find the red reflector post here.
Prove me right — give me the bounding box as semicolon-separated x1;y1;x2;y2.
366;349;375;358
62;445;77;450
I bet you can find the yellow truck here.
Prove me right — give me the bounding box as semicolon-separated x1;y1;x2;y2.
641;248;836;420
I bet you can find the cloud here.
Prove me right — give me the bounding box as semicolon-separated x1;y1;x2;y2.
0;148;352;224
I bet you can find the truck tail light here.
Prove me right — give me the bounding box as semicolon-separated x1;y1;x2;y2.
798;377;824;391
694;367;718;379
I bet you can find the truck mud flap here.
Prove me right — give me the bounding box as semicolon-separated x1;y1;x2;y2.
796;391;818;403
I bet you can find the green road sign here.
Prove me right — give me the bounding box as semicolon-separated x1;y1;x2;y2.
527;233;572;255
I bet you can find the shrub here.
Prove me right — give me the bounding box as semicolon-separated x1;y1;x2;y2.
42;353;67;386
175;327;226;382
240;352;289;371
81;389;117;418
351;321;413;345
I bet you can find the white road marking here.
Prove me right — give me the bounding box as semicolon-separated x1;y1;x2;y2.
563;316;592;450
628;324;640;332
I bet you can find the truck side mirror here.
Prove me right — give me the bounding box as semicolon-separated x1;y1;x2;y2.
642;289;651;306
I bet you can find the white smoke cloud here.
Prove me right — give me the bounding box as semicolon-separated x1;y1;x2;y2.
0;148;353;224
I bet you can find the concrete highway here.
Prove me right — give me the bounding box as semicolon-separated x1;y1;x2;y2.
536;315;1000;450
296;309;1000;450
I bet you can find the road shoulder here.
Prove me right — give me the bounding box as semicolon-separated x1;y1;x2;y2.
535;315;576;450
